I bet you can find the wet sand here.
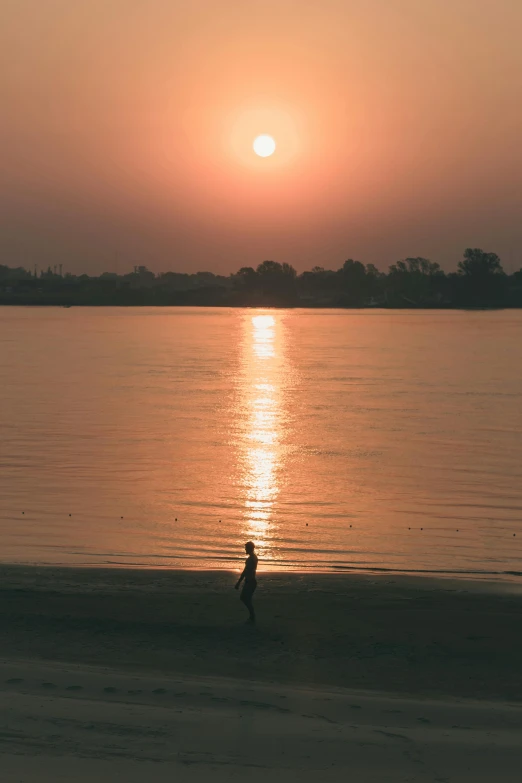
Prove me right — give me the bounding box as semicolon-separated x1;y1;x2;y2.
1;566;522;780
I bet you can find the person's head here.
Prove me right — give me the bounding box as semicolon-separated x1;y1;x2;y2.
245;541;255;555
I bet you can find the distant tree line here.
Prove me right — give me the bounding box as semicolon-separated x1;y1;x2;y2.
1;249;521;308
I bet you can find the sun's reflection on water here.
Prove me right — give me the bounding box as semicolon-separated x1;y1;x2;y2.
240;313;285;553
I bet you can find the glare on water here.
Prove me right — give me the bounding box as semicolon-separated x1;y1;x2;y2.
241;314;282;551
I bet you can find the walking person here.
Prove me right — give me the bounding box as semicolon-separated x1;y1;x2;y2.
235;541;258;623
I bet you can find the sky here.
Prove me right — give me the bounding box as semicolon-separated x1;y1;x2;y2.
1;0;522;275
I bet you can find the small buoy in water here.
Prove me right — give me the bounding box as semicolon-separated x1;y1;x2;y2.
457;529;459;532
22;511;24;515
175;518;177;521
121;516;123;519
69;514;71;517
514;533;516;537
306;523;308;526
421;527;423;531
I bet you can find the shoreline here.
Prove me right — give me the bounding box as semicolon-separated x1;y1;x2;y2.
2;559;522;584
3;561;522;591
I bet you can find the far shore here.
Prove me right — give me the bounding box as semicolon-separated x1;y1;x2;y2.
0;301;517;309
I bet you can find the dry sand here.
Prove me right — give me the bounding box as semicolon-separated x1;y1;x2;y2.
1;566;522;780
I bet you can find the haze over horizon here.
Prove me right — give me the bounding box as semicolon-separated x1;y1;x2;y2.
2;0;522;276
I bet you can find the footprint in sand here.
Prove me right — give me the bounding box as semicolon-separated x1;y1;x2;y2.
6;678;24;684
375;729;410;741
65;685;83;691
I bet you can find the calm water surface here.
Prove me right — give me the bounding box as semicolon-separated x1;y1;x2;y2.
1;307;522;578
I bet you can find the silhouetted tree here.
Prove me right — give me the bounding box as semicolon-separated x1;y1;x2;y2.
458;248;503;277
364;264;385;302
0;264;32;281
509;268;522;306
336;259;369;305
235;266;258;290
299;266;338;300
387;257;444;306
456;248;506;307
256;260;297;301
129;265;155;287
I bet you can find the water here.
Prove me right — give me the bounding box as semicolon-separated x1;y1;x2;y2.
1;307;522;578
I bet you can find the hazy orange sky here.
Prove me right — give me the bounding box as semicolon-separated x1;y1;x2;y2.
1;0;522;275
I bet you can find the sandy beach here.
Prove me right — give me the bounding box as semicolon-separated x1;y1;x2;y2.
2;566;522;780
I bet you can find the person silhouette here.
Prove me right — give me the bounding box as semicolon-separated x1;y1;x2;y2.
235;541;258;623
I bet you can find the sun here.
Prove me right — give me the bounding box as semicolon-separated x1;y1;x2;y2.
253;135;276;158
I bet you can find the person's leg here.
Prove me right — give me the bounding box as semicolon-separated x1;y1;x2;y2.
240;584;256;622
247;584;256;622
245;593;255;622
